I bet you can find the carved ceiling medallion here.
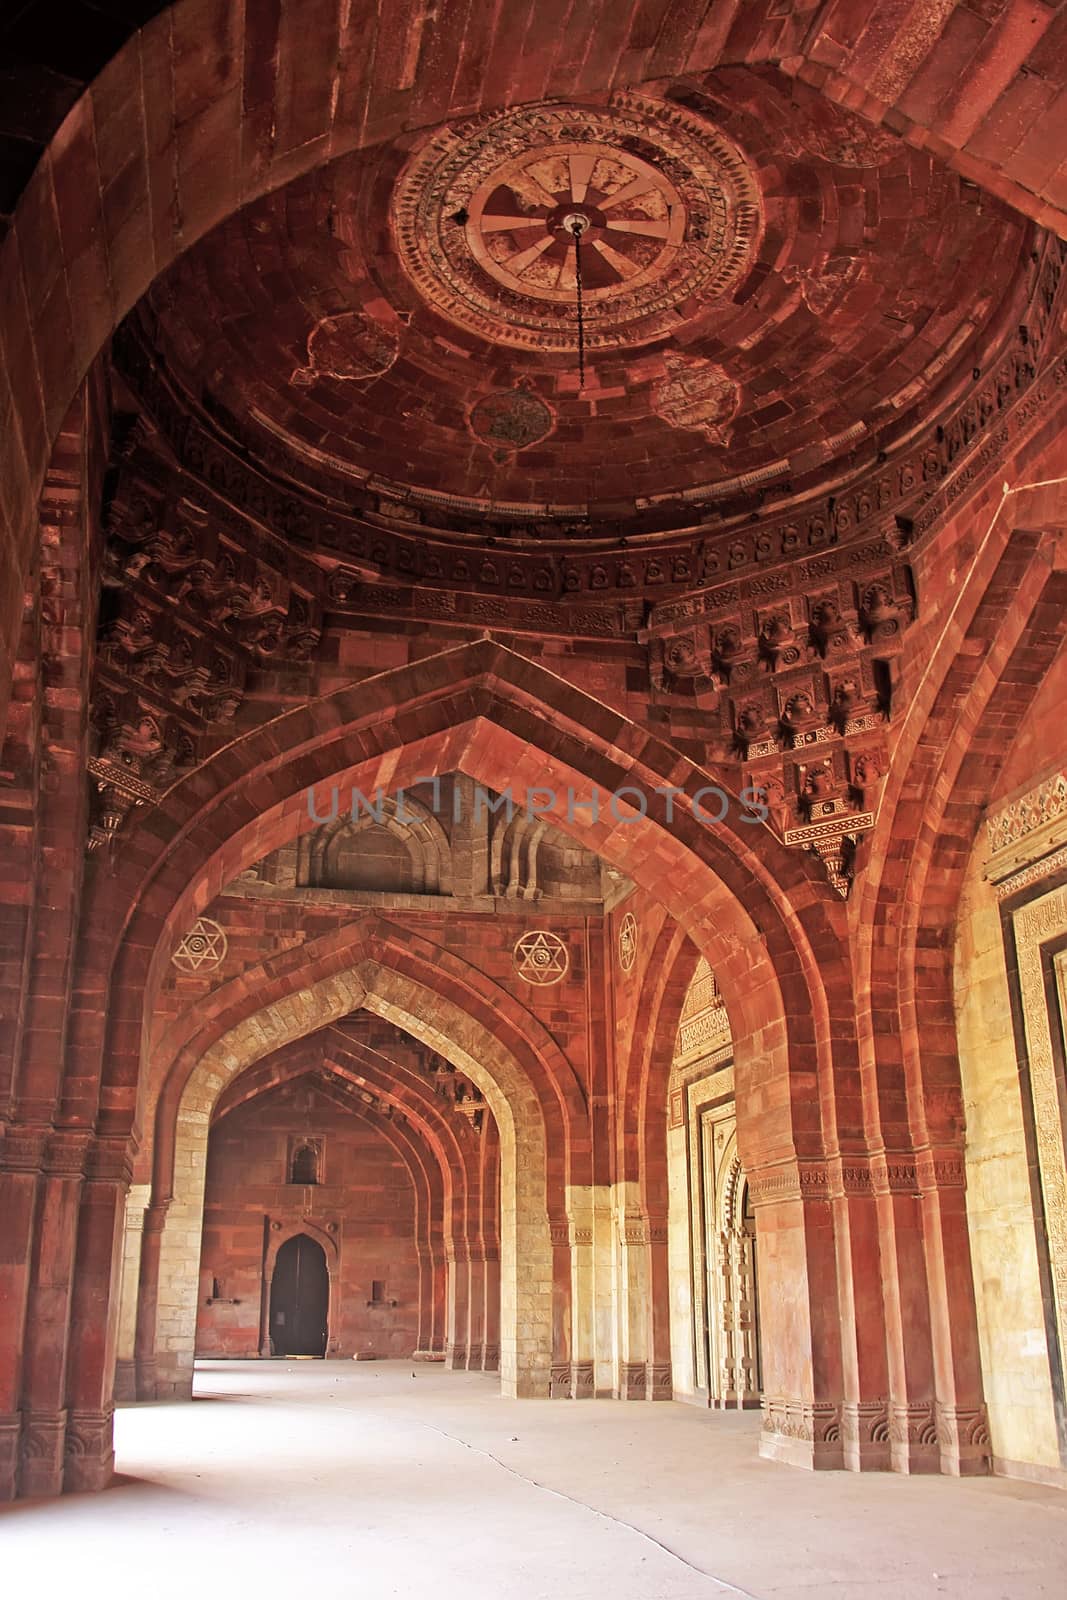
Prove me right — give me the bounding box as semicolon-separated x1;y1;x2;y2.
393;94;762;353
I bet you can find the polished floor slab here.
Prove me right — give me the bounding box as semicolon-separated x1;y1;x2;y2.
2;1361;1065;1599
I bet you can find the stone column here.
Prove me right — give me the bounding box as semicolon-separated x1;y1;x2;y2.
751;1160;848;1471
833;1173;893;1472
550;1219;572;1396
0;1128;46;1500
18;1132;89;1497
482;1250;501;1371
133;1200;170;1397
870;1167;937;1473
921;1153;991;1476
566;1191;596;1398
412;1242;435;1357
62;1139;129;1493
446;1243;470;1369
113;1183;150;1401
465;1249;486;1370
615;1187;652;1400
647;1214;672;1400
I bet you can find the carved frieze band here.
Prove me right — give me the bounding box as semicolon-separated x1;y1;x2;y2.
747;1152;964;1206
987;769;1067;893
996;844;1067;902
987;769;1067;856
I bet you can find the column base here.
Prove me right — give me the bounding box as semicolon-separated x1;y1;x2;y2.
412;1348;446;1362
0;1414;20;1500
570;1361;595;1398
619;1360;647;1400
482;1344;499;1372
446;1343;468;1370
760;1400;846;1471
841;1402;892;1473
936;1404;992;1476
63;1409;114;1493
649;1362;673;1401
19;1410;67;1497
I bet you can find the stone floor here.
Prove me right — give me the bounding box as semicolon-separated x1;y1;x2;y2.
2;1361;1066;1597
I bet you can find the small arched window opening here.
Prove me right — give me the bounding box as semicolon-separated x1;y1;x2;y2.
290;1141;320;1186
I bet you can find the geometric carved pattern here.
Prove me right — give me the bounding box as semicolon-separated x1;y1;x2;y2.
171;917;228;973
676;958;731;1060
986;768;1067;857
513;929;569;986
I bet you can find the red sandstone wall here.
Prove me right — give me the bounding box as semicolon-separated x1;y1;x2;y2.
989;636;1067;804
149;896;603;1145
196;1079;421;1360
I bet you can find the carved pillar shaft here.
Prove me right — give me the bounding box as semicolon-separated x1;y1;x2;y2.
751;1164;847;1470
63;1153;128;1493
133;1200;169;1399
412;1244;434;1356
430;1243;448;1354
482;1252;501;1371
465;1252;486;1369
550;1220;571;1397
921;1167;991;1475
18;1138;88;1498
566;1199;596;1398
647;1216;672;1400
446;1246;470;1369
0;1141;42;1501
616;1204;652;1400
831;1181;892;1470
113;1182;150;1401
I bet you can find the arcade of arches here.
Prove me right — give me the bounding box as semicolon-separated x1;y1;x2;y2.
6;0;1067;1533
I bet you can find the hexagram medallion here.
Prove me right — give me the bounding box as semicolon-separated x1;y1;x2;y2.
618;911;638;975
172;916;228;973
514;929;569;986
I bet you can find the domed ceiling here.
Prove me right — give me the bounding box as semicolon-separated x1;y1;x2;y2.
135;68;1027;528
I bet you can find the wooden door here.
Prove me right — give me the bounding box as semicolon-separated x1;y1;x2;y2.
270;1234;329;1357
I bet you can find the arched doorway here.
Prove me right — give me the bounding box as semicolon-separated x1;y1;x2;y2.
269;1236;329;1358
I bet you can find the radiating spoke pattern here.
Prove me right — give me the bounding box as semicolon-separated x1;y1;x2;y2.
469;145;679;296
